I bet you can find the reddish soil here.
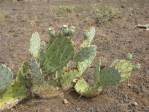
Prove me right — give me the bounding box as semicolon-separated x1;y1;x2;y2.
0;0;149;112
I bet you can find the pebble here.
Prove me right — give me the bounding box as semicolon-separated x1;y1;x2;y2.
63;99;69;104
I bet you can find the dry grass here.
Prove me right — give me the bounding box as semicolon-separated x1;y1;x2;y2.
49;4;120;26
0;11;7;23
93;5;120;25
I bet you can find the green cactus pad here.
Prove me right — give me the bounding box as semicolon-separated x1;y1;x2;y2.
127;53;133;60
74;46;96;62
43;36;74;73
74;66;120;97
93;63;101;85
0;64;13;92
39;41;47;66
75;78;89;94
32;82;62;98
0;62;30;111
111;59;135;81
81;27;96;47
60;69;80;90
29;32;41;58
74;79;102;97
30;58;43;84
97;67;121;87
61;45;96;90
77;45;96;74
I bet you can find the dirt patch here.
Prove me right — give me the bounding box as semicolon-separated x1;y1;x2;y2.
0;0;149;112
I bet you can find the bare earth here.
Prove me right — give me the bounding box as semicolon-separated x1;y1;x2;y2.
0;0;149;112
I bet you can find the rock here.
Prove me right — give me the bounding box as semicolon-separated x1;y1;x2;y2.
63;99;69;104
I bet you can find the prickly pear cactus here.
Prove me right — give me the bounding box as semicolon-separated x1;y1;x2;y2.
30;58;43;84
81;27;96;47
127;53;133;60
43;36;74;73
29;32;41;59
97;67;121;87
60;27;96;90
111;59;135;81
0;62;30;111
74;78;89;95
60;25;75;37
74;78;103;97
0;64;13;92
60;45;97;90
76;45;97;74
74;62;121;97
32;82;63;98
39;41;47;66
29;58;48;96
74;46;96;62
60;69;80;90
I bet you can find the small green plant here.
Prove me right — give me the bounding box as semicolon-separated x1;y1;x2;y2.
52;4;88;17
54;5;76;17
0;25;139;111
93;5;120;25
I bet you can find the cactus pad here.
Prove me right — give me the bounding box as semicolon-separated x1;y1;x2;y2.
97;67;121;87
81;27;96;47
30;58;43;84
43;36;74;73
29;32;41;58
0;64;13;92
60;69;80;90
74;78;102;97
60;45;97;90
111;59;135;81
74;46;96;62
0;62;30;111
77;45;96;74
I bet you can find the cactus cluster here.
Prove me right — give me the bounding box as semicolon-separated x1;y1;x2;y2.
27;25;77;95
74;55;139;97
0;25;140;111
27;26;98;95
60;27;97;89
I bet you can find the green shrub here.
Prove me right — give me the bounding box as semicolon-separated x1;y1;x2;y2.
93;6;120;25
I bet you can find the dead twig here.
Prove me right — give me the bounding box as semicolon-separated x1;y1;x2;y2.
136;24;149;31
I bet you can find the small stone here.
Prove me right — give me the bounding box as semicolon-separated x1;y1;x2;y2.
132;101;138;106
131;100;138;106
128;83;131;88
63;99;69;104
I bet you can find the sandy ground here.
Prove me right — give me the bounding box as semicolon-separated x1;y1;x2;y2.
0;0;149;112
